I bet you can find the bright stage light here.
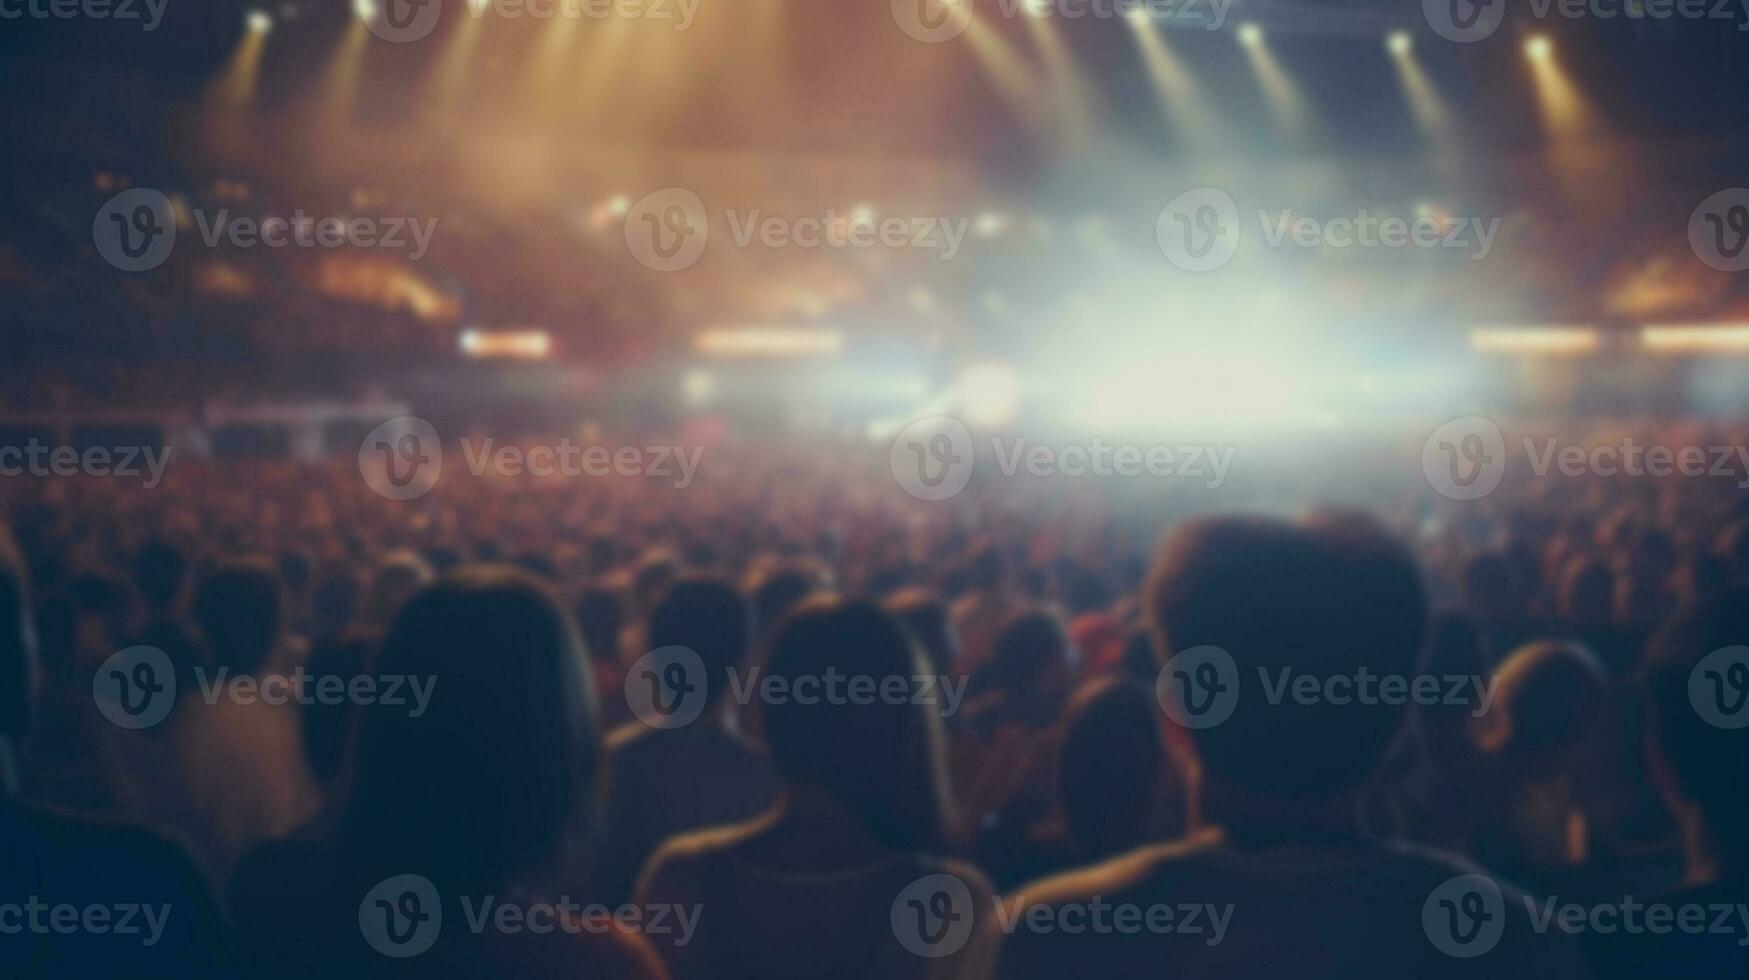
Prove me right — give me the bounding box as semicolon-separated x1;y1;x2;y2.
1525;36;1553;62
696;327;844;358
1125;6;1149;22
957;363;1022;428
246;9;272;33
460;329;553;361
1023;0;1052;18
354;0;377;22
1470;327;1599;355
1387;31;1412;56
1238;23;1263;46
1642;325;1749;354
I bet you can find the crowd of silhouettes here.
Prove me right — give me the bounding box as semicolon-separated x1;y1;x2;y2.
0;432;1744;977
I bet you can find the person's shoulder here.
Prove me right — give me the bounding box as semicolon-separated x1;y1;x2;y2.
643;814;767;872
999;827;1226;918
606;718;662;757
5;797;208;882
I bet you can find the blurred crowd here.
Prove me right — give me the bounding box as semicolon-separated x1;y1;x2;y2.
0;424;1745;978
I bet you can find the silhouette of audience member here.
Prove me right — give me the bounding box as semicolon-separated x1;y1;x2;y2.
1365;611;1493;855
957;611;1077;866
358;550;433;628
950;542;1018;675
637;598;996;979
1589;587;1749;978
0;552;237;979
298;628;380;789
229;568;663;978
172;559;321;878
885;588;960;681
1468;640;1607;892
1057;678;1182;861
989;515;1590;979
596;576;779;903
20;570;141;818
574;586;628;728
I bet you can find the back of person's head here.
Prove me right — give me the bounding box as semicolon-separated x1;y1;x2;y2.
630;550;680;616
130;537;188;614
1642;588;1749;877
68;569;132;655
1558;557;1615;627
301;628;380;786
361;550;433;627
1057;678;1164;857
751;562;828;642
977;610;1074;711
194;558;283;676
308;563;362;643
884;587;958;678
573;587;623;668
648;575;750;710
761;597;950;851
1148;514;1429;804
962;541;1007;593
1416;610;1489;746
341;567;596;890
1461;551;1520;619
277;547;316;601
1472;640;1605;773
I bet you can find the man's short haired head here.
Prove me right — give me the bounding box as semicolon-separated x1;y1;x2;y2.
194;557;284;676
131;537;188;614
649;575;751;710
1472;640;1605;772
1147;514;1429;804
